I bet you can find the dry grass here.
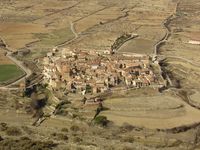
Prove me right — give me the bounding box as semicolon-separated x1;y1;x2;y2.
101;93;200;129
0;51;13;64
0;0;178;56
1;1;200;148
0;23;48;50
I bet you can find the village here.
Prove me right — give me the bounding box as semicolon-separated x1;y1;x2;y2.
41;48;164;96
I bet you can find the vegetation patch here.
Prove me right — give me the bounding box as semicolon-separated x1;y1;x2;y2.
0;64;24;83
0;137;57;150
51;132;68;141
61;128;69;132
70;125;80;132
111;33;133;51
5;126;22;136
94;115;109;126
34;27;74;47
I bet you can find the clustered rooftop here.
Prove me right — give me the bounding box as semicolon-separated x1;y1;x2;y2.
42;49;160;95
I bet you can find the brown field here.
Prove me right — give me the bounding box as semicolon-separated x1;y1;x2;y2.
0;45;13;64
1;0;200;149
183;32;200;41
74;6;124;33
102;93;200;129
118;38;154;54
0;50;13;64
0;0;177;55
62;0;176;52
190;91;200;107
0;23;48;50
159;0;200;90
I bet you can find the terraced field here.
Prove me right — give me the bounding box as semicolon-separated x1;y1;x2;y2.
159;0;200;90
1;0;200;149
0;0;177;57
102;94;200;129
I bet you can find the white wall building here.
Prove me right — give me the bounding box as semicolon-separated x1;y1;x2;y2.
188;40;200;45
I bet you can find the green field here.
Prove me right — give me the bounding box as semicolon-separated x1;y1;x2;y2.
0;64;24;83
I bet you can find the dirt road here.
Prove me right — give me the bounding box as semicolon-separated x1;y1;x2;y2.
56;21;79;48
0;37;32;89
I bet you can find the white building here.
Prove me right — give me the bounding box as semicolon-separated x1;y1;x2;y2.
188;40;200;45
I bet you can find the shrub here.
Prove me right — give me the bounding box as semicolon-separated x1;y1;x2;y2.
6;126;22;136
55;109;68;116
73;137;82;143
51;132;68;141
56;133;68;141
94;116;109;126
51;132;57;137
0;137;57;150
33;109;44;118
0;123;8;131
122;146;133;150
0;136;3;141
30;92;47;110
21;126;34;135
120;123;135;133
61;128;69;132
70;125;80;132
121;136;135;143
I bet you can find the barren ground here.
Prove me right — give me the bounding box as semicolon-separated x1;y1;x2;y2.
1;0;200;149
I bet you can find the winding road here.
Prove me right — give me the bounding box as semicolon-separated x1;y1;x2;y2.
0;37;32;90
5;52;32;86
153;1;181;87
56;21;79;49
0;20;79;90
154;0;180;56
34;21;80;126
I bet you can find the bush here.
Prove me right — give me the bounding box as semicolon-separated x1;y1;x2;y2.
0;136;3;141
122;146;134;150
6;126;22;136
120;123;135;133
94;116;109;126
0;123;8;131
33;109;44;118
55;109;68;116
121;136;135;143
0;137;57;150
56;133;68;141
30;92;47;110
61;128;69;132
70;125;80;132
51;132;68;141
73;137;82;143
21;126;34;135
111;33;132;50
